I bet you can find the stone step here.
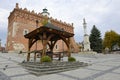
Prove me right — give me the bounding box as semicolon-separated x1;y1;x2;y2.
22;61;84;65
25;64;81;72
20;61;88;76
21;62;85;68
23;63;82;68
27;67;78;76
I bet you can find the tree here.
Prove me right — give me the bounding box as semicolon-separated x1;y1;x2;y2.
89;25;102;53
103;30;119;51
119;35;120;47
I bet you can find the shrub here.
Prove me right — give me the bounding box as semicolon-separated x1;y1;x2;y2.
68;57;76;62
41;56;52;62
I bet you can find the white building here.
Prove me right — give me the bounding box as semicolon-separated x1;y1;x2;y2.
83;18;91;51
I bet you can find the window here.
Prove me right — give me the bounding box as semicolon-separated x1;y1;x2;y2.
23;29;29;35
56;45;57;49
55;45;59;50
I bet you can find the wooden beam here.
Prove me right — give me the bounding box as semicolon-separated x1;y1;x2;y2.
48;40;57;52
29;39;37;49
60;36;69;48
59;36;72;57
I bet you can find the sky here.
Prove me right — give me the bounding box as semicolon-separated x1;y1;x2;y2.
0;0;120;47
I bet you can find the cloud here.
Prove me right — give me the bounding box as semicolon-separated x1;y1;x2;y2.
0;0;120;46
0;8;8;45
0;8;9;23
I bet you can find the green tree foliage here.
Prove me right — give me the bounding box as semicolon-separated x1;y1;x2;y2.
119;35;120;47
103;30;120;51
89;25;102;53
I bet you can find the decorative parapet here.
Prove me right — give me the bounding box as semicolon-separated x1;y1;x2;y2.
8;3;74;32
50;17;74;28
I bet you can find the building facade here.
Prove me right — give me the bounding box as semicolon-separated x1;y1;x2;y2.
6;3;79;53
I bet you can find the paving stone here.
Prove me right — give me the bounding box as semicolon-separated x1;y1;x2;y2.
0;53;120;80
0;71;11;80
57;68;99;79
95;73;120;80
112;67;120;74
86;64;113;71
2;67;28;76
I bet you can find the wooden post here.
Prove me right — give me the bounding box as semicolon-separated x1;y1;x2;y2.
48;41;54;60
58;53;61;61
41;32;47;62
42;41;47;56
68;38;71;57
27;52;30;61
27;39;30;61
34;52;37;62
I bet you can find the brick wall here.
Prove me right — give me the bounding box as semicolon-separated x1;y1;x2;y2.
6;4;79;53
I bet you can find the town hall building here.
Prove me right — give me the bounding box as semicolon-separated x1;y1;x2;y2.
6;3;79;53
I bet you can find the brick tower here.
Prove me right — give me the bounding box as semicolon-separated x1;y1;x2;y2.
6;3;79;53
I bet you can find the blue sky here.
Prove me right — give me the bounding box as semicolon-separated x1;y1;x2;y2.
0;0;120;47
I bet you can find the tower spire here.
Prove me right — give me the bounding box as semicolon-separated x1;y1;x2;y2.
41;8;50;17
15;3;19;9
83;18;87;35
83;18;86;25
82;18;91;51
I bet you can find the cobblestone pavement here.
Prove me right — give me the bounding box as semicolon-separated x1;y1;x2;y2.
0;71;11;80
0;52;120;80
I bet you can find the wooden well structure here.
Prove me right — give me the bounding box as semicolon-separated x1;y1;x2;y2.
24;22;74;62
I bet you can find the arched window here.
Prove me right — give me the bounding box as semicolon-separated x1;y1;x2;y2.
56;45;57;49
55;45;59;50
